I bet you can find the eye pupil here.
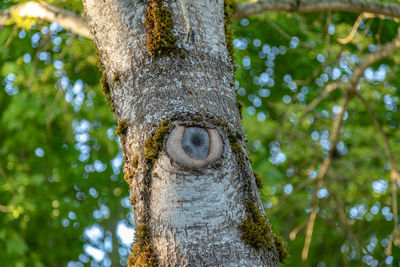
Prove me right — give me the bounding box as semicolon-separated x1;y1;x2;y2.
181;127;210;160
191;134;203;146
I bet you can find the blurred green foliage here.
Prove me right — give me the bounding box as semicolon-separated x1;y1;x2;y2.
1;0;400;266
235;10;400;267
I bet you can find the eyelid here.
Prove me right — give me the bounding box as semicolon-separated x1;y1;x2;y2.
166;125;223;169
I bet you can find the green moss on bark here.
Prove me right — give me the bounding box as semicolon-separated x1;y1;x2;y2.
253;171;263;189
236;100;243;120
224;0;236;66
133;155;139;169
272;233;289;263
128;224;159;267
145;0;178;56
127;120;172;266
113;72;120;82
94;44;115;112
238;200;273;250
227;129;244;154
144;119;171;163
223;118;287;262
124;155;139;184
115;119;128;136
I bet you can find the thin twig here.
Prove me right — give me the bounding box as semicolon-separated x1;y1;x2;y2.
0;205;8;212
302;94;350;261
272;176;317;210
337;13;376;44
323;12;332;69
292;27;400;141
355;91;400;247
290;82;347;140
289;220;307;240
0;1;91;38
335;192;358;245
3;24;17;48
0;167;6;178
234;0;400;19
264;17;313;49
351;28;400;86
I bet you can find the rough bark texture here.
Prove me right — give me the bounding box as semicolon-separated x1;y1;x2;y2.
83;0;280;265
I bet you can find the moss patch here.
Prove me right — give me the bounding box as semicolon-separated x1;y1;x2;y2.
133;155;139;169
272;233;289;263
128;224;159;267
94;44;115;112
253;171;263;189
236;100;243;120
124;155;139;184
145;0;178;56
113;72;120;83
224;0;236;66
126;120;172;266
115;119;128;136
227;129;244;154
238;200;273;250
101;75;112;103
223;118;287;263
144;119;171;163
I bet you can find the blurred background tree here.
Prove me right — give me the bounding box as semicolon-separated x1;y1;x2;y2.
1;0;400;266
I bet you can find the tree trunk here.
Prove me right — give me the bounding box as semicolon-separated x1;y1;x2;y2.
82;0;283;265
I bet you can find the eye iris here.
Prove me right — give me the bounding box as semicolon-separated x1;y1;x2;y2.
181;127;210;160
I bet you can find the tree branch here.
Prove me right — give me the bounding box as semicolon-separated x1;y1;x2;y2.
263;17;313;49
335;192;357;244
293;28;400;260
337;12;376;45
289;220;307;241
302;94;350;261
235;0;400;19
0;1;91;39
351;28;400;86
291;27;400;140
0;205;8;212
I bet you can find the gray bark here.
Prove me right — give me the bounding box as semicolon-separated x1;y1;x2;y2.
82;0;279;265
